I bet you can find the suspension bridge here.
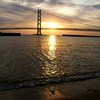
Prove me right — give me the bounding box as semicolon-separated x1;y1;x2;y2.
0;9;100;35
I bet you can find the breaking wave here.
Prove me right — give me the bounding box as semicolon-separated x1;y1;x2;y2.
0;71;100;91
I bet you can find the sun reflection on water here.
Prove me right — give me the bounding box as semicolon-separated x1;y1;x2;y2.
41;85;64;100
43;35;59;77
43;35;64;77
48;35;56;60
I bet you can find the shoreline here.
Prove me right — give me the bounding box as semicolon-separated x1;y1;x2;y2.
62;34;100;37
0;78;100;100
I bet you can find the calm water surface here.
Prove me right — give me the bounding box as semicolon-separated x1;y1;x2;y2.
0;35;100;90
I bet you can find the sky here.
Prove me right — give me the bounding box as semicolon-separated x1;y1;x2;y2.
0;0;100;35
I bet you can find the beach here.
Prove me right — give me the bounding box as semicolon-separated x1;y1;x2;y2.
0;78;100;100
0;36;100;99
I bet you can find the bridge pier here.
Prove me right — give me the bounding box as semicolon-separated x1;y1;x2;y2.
36;9;42;35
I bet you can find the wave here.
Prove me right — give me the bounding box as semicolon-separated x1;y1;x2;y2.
0;71;100;91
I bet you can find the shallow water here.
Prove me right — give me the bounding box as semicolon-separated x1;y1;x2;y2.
0;35;100;90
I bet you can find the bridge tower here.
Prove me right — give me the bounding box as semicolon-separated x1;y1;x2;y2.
37;9;42;35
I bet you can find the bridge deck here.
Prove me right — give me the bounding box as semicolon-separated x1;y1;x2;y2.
0;28;100;32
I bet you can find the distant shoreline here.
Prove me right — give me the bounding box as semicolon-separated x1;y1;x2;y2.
0;32;21;36
62;34;100;37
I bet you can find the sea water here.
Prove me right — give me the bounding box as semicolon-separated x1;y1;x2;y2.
0;35;100;91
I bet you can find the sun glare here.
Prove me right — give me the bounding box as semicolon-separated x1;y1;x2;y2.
46;22;59;28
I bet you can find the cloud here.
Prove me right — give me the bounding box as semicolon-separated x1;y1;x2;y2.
3;0;44;3
0;0;100;29
0;1;37;27
93;4;100;9
93;0;100;5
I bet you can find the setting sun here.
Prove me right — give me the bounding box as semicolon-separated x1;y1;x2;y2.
46;22;59;28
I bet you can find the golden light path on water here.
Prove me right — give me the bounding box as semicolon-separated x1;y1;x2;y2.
42;35;64;99
43;35;60;77
48;35;56;60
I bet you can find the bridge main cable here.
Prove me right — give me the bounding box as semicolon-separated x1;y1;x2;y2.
42;10;100;29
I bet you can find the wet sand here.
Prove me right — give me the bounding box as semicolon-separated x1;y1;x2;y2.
0;78;100;100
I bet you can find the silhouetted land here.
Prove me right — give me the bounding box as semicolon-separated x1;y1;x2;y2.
62;34;100;37
0;32;21;36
